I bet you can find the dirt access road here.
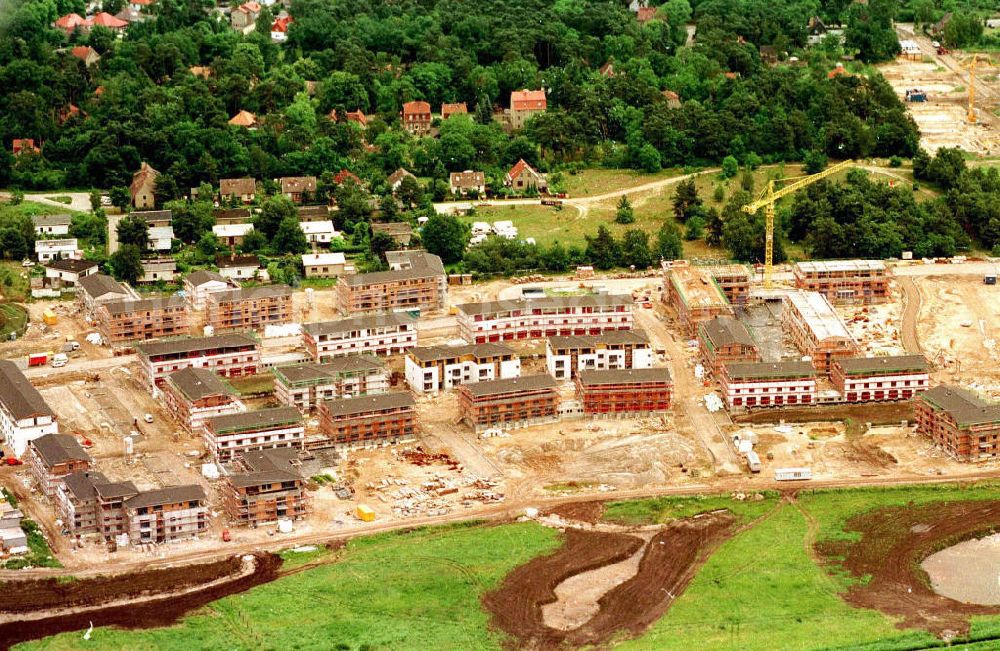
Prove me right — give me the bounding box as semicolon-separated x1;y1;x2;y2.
897;276;923;355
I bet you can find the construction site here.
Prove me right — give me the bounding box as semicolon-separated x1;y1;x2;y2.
883;25;1000;154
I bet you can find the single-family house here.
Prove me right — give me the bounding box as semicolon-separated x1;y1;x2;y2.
70;46;100;66
139;258;177;284
302;252;354;279
504;159;547;193
32;214;71;237
44;258;98;289
299;220;339;245
130;162;159;210
449;171;486;196
509;89;546;130
441;103;468;120
229;110;257;128
212;222;254;247
279;176;317;203
387;168;417;192
401;101;432;136
217;254;266;281
35;238;80;262
219;178;256;204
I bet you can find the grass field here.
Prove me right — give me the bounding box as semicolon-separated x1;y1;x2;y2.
0;301;29;338
560;167;687;197
227;374;275;397
26;484;1000;650
19;522;560;651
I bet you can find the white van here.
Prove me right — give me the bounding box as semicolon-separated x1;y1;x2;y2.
50;353;68;368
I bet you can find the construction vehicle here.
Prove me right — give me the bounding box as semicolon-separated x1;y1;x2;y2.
222;529;232;542
905;89;927;102
742;159;856;288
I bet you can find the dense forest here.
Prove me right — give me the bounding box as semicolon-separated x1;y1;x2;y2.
0;0;923;194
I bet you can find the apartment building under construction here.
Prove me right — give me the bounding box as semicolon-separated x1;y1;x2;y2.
792;260;889;304
205;285;293;332
664;261;734;336
782;291;860;375
333;251;446;314
96;296;190;345
223;448;310;526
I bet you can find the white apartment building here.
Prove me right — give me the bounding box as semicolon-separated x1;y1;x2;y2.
456;296;633;344
303;313;417;362
0;361;59;458
545;332;653;381
135;334;261;391
35;238;80;262
831;355;930;402
719;360;818;411
203;406;305;461
405;343;521;394
272;357;390;412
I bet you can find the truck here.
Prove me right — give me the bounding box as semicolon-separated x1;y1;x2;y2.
775;467;812;481
27;352;49;367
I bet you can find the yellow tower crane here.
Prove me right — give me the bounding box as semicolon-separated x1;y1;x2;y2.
966;54;979;125
741;159;856;289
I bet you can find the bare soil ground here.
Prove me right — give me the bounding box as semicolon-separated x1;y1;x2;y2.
545;500;605;524
0;551;285;649
818;500;1000;636
483;512;735;649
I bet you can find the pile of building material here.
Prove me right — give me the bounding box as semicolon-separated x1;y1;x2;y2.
366;473;504;518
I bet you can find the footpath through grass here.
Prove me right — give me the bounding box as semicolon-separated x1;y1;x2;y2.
18;521;559;651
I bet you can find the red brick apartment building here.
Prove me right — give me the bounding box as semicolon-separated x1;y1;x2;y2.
720;360;817;410
915;385;1000;461
223;448;310;526
272;357;389;412
793;260;889;304
26;434;92;497
96;296;190;345
456;296;633;344
576;368;673;416
318;392;417;448
703;264;752;306
782;291;860;375
162;367;246;432
136;334;260;391
830;355;930;402
664;261;734;337
303;313;417;361
333;251;446;314
203;405;305;462
698;316;761;377
457;374;559;432
205;285;293;332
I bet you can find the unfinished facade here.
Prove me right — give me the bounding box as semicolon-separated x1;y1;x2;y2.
162;367;246;432
223;448;310;526
915;385;1000;461
78;274;135;317
96;296;190;345
720;360;817;410
698;316;761;378
136;334;261;391
782;291;860;375
576;368;673;417
303;314;417;361
318;392;417;448
830;355;930;402
206;285;293;332
545;331;653;381
456;296;633;344
203;406;305;462
704;264;752;307
664;261;734;337
457;374;559;432
333;251;446;314
273;357;389;412
26;434;92;497
793;260;889;304
404;343;521;394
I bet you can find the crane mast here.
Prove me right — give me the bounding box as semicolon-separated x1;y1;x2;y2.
741;159;856;289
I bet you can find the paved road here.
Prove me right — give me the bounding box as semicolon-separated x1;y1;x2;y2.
22;354;135;378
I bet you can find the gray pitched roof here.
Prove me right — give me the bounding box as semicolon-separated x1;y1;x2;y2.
102;295;187;315
206;405;302;434
302;313;416;337
700;316;757;349
460;374;557;398
272;356;386;385
920;385;1000;427
32;214;72;227
136;333;257;358
208;285;292;303
724;360;816;380
0;360;53;421
835;355;928;375
577;367;672;386
408;343;515;363
184;270;228;287
45;258;98;273
341;251;443;286
168;367;234;401
227;448;303;488
29;433;91;468
548;331;649;350
79;273;127;299
321;392;414;418
124;484;206;509
62;471;109;501
94;480;139;500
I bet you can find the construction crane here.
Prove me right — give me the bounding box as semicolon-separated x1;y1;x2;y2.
966;54;979;125
741;159;856;289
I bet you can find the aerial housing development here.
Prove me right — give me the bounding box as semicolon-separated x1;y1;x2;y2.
6;0;1000;645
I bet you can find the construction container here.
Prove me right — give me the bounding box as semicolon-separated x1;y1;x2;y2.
42;310;57;325
356;504;376;522
27;352;49;367
746;450;761;473
774;467;812;481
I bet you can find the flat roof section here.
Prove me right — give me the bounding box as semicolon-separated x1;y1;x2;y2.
794;260;887;274
784;291;855;342
669;265;730;309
